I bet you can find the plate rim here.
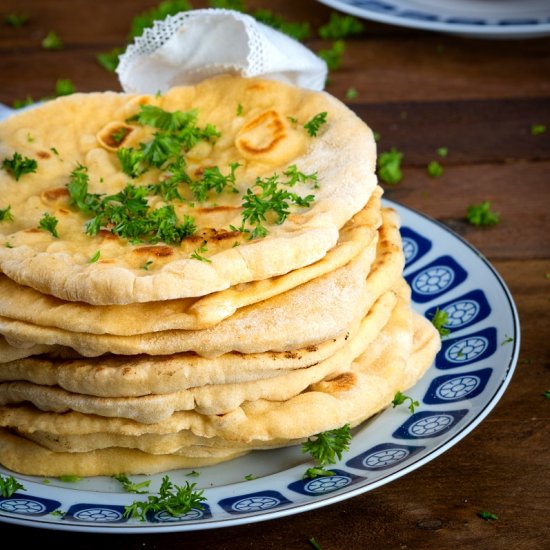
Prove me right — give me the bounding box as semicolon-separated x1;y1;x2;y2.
316;0;550;38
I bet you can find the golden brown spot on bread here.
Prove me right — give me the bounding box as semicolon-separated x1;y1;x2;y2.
133;245;174;257
58;208;69;214
37;151;51;159
97;122;134;150
42;187;69;201
328;372;357;392
237;110;286;155
24;228;41;233
98;259;115;264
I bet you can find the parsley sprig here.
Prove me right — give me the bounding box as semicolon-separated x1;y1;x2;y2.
377;148;403;185
38;212;60;238
392;391;420;413
0;206;14;222
67;164;196;244
124;475;206;521
430;308;451;337
239;173;315;239
119;105;220;179
2;152;38;181
0;474;25;497
113;474;151;494
466;201;500;227
302;424;352;479
304;112;328;137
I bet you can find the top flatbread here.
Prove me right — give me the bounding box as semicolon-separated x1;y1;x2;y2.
0;75;377;305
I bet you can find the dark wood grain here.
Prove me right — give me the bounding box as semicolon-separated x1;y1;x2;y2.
0;0;548;547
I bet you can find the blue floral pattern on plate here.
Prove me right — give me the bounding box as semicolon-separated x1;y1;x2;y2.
0;199;519;533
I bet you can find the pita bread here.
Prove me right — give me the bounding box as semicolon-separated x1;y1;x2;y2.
0;291;398;420
0;188;382;335
0;290;396;398
0;76;377;305
0;208;403;359
0;301;440;475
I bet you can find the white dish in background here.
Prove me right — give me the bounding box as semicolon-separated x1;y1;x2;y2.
0;199;519;533
316;0;550;38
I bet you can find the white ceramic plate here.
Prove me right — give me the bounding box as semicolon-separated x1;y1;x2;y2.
316;0;550;38
0;199;519;533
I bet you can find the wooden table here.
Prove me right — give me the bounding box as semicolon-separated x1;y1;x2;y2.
0;1;548;548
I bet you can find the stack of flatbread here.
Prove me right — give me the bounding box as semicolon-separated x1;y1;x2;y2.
0;76;440;476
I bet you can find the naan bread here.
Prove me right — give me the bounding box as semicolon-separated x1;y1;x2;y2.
0;289;397;398
0;76;377;304
0;188;382;335
0;291;398;420
0;208;403;359
0;302;440;475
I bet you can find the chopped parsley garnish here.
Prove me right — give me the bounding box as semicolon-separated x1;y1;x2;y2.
0;475;25;497
437;147;448;157
124;475;206;521
466;200;500;227
141;260;153;270
318;39;345;71
190;241;212;263
427;160;444;178
240;174;315;239
96;47;124;72
252;9;310;41
345;87;358;100
530;124;546;136
2;152;38;180
430;308;450;337
544;390;550;400
121;105;220;178
58;475;81;483
308;537;323;550
50;510;65;517
319;12;363;39
477;511;498;521
0;205;14;222
4;242;13;248
377;148;403;185
244;474;256;481
130;0;192;40
302;424;352;479
42;30;63;50
55;78;76;97
88;250;101;263
236;103;244;116
209;0;246;10
12;95;34;109
392;391;419;413
304;112;328;137
38;212;60;238
111;127;130;145
4;13;29;28
189;163;240;202
501;335;513;345
186;470;200;477
67;164;196;245
113;474;151;494
282;164;318;188
373;131;381;142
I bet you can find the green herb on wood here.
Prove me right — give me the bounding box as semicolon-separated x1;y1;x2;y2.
466;201;500;227
377;148;403;185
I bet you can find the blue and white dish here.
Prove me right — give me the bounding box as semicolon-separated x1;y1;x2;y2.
316;0;550;38
0;199;519;533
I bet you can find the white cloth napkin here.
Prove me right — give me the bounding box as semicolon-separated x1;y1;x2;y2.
116;8;328;94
